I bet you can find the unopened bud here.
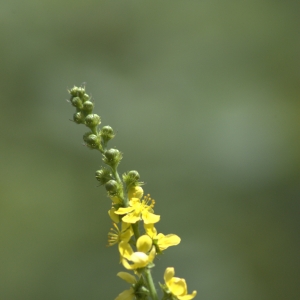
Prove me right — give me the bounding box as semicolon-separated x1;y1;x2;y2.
103;149;123;167
85;114;101;128
71;97;83;109
73;112;85;124
100;126;115;143
82;101;94;113
105;180;118;193
95;168;112;184
123;170;142;187
69;86;85;98
83;133;100;149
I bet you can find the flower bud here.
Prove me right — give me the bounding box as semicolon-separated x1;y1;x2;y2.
73;112;85;124
123;170;141;187
95;167;112;184
85;114;101;128
82;101;94;113
69;86;85;98
103;148;123;167
83;133;100;149
128;170;140;180
128;186;144;200
105;180;118;193
100;126;115;143
71;97;83;109
82;93;90;102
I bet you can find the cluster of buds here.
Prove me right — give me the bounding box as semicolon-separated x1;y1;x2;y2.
69;85;115;151
67;86;196;300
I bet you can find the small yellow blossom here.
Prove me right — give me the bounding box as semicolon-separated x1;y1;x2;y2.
107;222;133;247
164;267;197;300
144;223;181;252
119;235;156;270
115;272;137;300
114;194;160;224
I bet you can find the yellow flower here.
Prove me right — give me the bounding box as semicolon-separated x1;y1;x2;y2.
115;272;137;300
119;235;156;270
114;194;160;224
164;267;197;300
144;223;181;252
107;222;133;247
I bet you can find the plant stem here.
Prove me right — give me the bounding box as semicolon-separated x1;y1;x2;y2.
144;268;158;300
132;221;140;241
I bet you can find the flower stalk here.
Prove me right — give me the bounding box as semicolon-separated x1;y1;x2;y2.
66;85;196;300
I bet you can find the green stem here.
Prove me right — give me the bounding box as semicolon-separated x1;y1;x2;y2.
132;221;140;242
144;268;158;300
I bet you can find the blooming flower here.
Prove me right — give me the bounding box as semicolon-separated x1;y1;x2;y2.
119;235;156;270
107;222;133;247
114;194;160;224
164;267;197;300
144;223;181;252
115;272;137;300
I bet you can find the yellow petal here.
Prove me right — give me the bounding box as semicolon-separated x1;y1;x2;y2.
142;211;160;224
115;287;134;300
136;235;153;253
157;234;181;250
130;252;148;269
144;223;157;238
177;291;197;300
148;245;156;263
119;241;134;260
169;277;187;296
108;208;120;223
115;207;135;215
117;272;137;284
164;267;175;284
122;212;140;224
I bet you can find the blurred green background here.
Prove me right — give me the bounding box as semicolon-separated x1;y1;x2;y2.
1;1;299;299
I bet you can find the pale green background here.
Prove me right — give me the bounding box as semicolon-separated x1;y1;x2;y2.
1;1;299;300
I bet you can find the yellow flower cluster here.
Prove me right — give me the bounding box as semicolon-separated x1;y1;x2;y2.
109;186;196;300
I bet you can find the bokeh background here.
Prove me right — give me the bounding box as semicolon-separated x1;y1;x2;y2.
1;1;300;299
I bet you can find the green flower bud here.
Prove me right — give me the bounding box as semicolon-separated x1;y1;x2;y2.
95;167;112;185
82;101;94;113
85;114;101;128
100;126;115;143
70;97;83;109
103;148;123;167
123;170;143;187
83;133;100;149
82;93;90;102
73;112;85;124
69;86;86;98
128;170;140;180
105;180;118;193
